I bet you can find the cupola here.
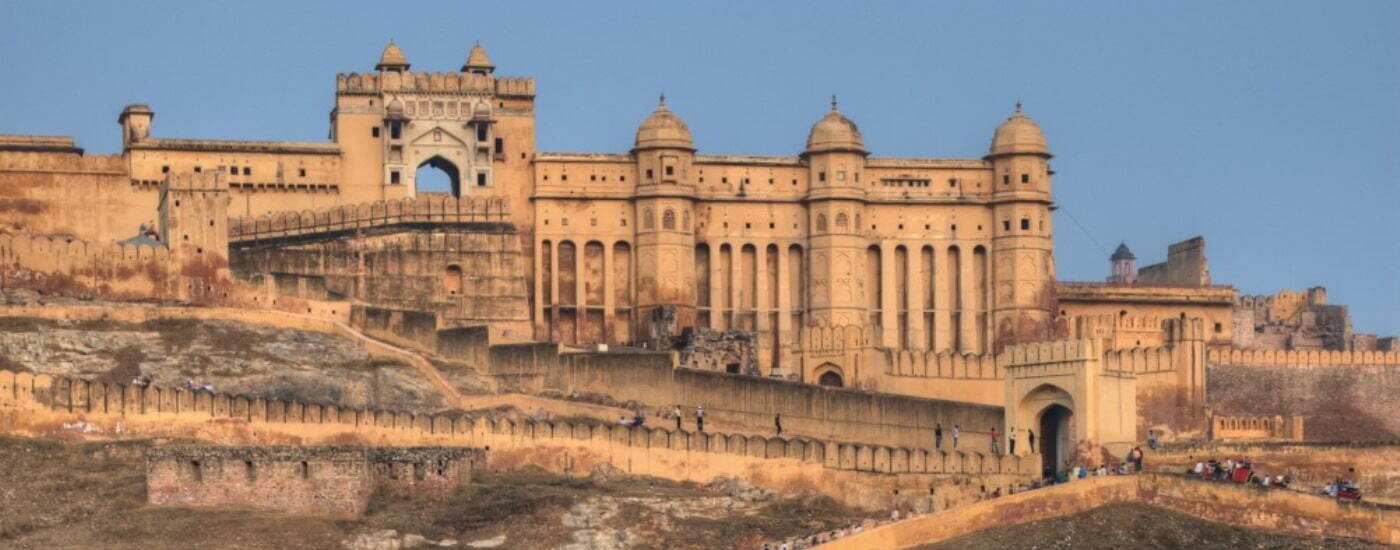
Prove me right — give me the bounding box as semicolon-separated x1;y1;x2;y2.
376;41;410;71
988;102;1049;157
634;94;695;151
462;42;494;74
803;97;866;156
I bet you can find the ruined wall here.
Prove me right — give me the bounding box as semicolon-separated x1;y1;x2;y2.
1136;236;1210;285
674;328;759;375
145;445;483;518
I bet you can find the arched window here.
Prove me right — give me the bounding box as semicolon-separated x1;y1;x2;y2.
663;209;676;230
444;265;463;295
835;212;848;228
816;214;827;232
643;208;655;229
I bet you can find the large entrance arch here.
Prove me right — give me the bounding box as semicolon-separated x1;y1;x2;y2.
416;156;461;197
1038;404;1073;477
815;363;845;387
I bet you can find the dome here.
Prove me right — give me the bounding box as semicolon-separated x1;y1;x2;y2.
462;42;494;72
1110;242;1136;261
634;95;694;151
376;41;409;71
988;103;1049;157
804;98;866;156
386;98;405;117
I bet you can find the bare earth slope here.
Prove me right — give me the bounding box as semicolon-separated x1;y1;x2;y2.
917;501;1385;550
0;316;447;413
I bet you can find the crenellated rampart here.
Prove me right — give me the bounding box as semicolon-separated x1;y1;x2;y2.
228;194;510;243
0;368;1040;511
1209;414;1304;441
1208;347;1400;367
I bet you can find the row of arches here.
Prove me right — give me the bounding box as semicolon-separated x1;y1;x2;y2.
866;243;990;353
695;242;806;370
539;239;633;346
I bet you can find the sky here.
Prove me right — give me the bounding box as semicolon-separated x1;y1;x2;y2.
1;1;1396;336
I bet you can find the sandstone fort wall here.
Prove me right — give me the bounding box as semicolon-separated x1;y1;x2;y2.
146;445;484;518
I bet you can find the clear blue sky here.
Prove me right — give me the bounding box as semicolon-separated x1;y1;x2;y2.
2;1;1396;336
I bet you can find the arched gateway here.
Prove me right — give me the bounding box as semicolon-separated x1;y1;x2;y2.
1003;339;1137;475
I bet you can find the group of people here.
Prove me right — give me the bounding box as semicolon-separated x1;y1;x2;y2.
932;424;1040;456
619;405;710;432
1189;457;1290;488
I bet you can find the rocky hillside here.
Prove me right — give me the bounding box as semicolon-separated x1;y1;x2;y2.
0;316;447;413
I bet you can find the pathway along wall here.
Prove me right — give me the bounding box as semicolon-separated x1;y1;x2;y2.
820;474;1400;548
0;368;1038;510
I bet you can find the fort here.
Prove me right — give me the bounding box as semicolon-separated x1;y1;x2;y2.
0;40;1396;547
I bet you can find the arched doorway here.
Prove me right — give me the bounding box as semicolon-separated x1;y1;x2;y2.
444;265;463;295
1038;404;1073;478
416;156;461;197
815;364;845;387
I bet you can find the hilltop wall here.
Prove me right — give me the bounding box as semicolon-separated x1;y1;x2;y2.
0;151;145;241
0;368;1038;511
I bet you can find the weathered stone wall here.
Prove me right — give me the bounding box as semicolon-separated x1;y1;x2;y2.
0;368;1040;511
145;445;482;518
1147;440;1400;502
1207;363;1400;441
231;216;529;338
1136;236;1210;285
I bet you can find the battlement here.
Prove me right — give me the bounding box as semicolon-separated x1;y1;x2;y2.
1207;347;1400;367
0;134;84;154
882;349;1001;379
1003;339;1099;367
228;195;510;242
0;150;125;173
336;71;535;97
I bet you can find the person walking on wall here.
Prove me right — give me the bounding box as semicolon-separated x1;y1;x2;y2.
952;425;960;450
934;423;944;451
673;405;683;431
1009;428;1017;455
1028;429;1036;453
990;426;1000;455
775;413;783;437
1147;430;1159;450
695;405;706;433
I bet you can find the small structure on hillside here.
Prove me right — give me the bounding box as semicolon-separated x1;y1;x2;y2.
146;445;485;518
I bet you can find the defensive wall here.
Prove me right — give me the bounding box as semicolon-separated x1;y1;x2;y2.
146;445;484;518
820;473;1400;548
228;195;530;339
347;303;1007;452
1147;440;1400;503
1207;360;1400;441
1208;347;1400;367
0;368;1038;511
0;151;140;241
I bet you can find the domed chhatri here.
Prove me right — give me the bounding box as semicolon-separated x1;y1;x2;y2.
375;41;409;71
1110;242;1136;261
462;41;494;73
634;94;695;151
988;101;1049;157
804;96;866;156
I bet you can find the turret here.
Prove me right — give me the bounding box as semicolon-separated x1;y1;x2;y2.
1108;242;1137;283
632;95;698;344
986;103;1056;350
804;98;870;330
118;104;153;147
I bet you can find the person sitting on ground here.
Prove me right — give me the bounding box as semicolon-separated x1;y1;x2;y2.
1192;461;1205;476
618;416;633;427
633;412;645;427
